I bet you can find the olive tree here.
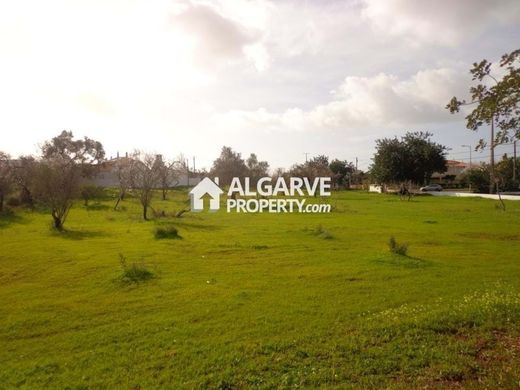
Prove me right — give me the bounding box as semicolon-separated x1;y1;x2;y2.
33;131;105;229
0;151;13;212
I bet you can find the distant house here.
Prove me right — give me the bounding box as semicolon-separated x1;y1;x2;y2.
431;160;476;184
84;155;201;188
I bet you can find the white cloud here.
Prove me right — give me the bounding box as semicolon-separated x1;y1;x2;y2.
210;66;470;133
170;2;268;70
362;0;520;46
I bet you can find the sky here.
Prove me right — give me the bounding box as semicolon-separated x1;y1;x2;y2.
1;0;519;170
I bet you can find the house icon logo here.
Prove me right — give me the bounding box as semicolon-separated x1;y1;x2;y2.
189;177;224;212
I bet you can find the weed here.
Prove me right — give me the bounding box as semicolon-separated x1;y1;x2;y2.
313;225;333;239
154;225;180;239
389;236;408;256
119;254;155;283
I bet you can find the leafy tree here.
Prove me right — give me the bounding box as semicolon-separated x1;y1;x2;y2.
495;155;520;191
80;185;105;206
11;155;37;207
0;151;13;212
210;146;247;186
461;166;490;193
329;159;355;188
461;156;519;193
370;131;447;185
446;49;520;192
246;153;269;185
289;155;333;182
33;131;105;229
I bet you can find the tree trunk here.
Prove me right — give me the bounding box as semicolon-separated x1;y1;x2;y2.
143;204;148;220
114;193;123;210
52;215;63;230
21;187;33;208
162;188;167;201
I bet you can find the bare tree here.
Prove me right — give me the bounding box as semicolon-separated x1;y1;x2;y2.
114;157;133;210
128;151;162;220
155;155;177;200
33;131;105;229
0;151;13;212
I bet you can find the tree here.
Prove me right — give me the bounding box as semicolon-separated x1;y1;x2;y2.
446;49;520;192
155;155;176;200
128;151;162;220
495;155;520;191
289;155;333;182
210;146;247;186
370;131;447;186
0;151;13;212
12;155;37;207
113;157;133;210
80;185;105;206
461;166;490;193
329;159;355;188
33;131;105;229
246;153;269;185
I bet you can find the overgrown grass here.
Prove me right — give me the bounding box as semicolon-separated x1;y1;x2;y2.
313;224;333;239
118;254;155;283
0;189;519;388
154;224;180;239
388;236;408;255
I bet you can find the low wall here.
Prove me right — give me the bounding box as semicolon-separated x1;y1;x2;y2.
427;191;520;201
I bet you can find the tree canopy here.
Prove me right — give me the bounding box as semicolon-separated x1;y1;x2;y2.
370;131;447;185
446;48;520;148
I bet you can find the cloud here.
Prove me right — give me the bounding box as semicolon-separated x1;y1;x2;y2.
171;3;263;67
210;66;471;133
362;0;520;46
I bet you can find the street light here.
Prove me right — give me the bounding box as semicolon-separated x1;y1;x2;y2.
461;144;472;192
461;144;472;167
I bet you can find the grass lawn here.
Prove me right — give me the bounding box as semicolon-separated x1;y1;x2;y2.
1;190;520;388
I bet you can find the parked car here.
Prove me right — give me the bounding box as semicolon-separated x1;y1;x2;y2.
420;184;443;192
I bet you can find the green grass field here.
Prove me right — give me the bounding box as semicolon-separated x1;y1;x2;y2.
1;191;520;389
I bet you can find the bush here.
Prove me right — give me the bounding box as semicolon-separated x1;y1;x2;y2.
119;254;155;283
313;225;333;239
6;197;21;207
154;225;180;239
389;236;408;256
80;185;105;206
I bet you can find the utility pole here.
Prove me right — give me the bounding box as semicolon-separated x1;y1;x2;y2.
304;152;309;163
193;156;196;174
461;144;472;167
461;144;472;192
355;157;358;171
186;158;190;187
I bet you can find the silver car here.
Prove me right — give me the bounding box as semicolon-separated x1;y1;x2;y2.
420;184;443;192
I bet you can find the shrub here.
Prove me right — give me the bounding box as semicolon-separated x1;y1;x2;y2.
6;197;21;207
389;236;408;256
313;225;333;239
154;225;180;239
119;254;155;283
80;185;105;206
